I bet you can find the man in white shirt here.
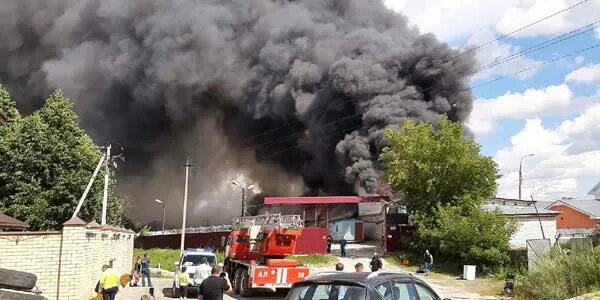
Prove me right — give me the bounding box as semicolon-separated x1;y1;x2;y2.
194;257;212;286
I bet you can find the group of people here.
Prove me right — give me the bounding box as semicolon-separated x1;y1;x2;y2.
95;254;154;300
179;264;233;300
333;252;383;272
131;253;153;287
327;235;348;257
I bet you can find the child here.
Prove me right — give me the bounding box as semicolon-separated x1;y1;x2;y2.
178;267;190;299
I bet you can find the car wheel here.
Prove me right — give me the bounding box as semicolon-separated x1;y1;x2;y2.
0;268;37;291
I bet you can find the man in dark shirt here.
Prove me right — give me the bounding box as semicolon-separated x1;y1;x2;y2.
198;266;232;300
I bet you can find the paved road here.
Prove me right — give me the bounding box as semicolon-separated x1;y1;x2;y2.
115;278;286;300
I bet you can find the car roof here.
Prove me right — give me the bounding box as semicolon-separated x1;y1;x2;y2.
301;271;418;286
183;251;216;256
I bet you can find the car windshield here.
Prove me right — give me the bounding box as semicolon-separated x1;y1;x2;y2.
287;283;367;300
182;255;216;266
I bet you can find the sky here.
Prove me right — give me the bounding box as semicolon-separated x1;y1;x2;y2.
384;0;600;201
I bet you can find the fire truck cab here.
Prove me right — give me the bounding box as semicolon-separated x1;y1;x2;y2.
223;214;310;296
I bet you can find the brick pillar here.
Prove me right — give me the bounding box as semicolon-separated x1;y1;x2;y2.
86;220;102;296
59;217;90;300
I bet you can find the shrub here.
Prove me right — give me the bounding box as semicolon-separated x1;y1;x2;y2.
415;201;516;274
516;248;600;300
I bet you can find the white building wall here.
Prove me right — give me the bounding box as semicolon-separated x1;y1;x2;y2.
510;216;557;248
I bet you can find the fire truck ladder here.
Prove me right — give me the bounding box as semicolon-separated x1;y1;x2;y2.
232;213;303;230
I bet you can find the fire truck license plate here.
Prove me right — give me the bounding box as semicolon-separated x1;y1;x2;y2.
252;266;310;285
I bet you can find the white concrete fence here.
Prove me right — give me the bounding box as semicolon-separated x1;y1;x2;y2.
0;217;134;300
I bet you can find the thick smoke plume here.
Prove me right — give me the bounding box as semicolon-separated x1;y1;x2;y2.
0;0;475;225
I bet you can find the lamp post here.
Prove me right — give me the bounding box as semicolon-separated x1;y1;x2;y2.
154;198;166;234
518;153;535;200
231;180;255;217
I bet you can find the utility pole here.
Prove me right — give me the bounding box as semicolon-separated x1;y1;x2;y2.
518;153;535;200
180;157;192;256
72;154;106;219
101;144;112;225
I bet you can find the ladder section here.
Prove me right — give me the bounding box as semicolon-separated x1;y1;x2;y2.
232;213;303;230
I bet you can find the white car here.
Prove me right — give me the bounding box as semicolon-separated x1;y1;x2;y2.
172;248;217;298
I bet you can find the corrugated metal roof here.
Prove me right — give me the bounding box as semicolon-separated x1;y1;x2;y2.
483;204;561;216
264;196;362;205
0;213;30;228
549;200;600;219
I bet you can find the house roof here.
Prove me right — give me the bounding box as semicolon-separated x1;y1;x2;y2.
483;204;561;216
548;200;600;219
264;196;363;205
588;181;600;196
0;213;30;229
536;201;556;209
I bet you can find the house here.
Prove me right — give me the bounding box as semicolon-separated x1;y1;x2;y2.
0;213;30;231
484;200;560;248
545;199;600;238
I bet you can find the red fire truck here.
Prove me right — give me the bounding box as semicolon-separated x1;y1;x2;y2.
223;214;310;296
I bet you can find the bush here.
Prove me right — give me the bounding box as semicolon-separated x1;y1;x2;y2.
416;202;516;274
516;248;600;300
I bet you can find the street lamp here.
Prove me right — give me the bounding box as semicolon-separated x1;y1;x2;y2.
231;180;255;217
154;198;166;234
518;154;535;200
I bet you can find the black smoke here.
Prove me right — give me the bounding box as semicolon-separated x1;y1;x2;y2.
0;0;475;225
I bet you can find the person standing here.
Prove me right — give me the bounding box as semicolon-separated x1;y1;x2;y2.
141;253;152;287
99;264;120;300
370;252;383;272
194;257;212;286
339;238;347;257
131;256;142;287
423;250;433;272
178;266;190;299
326;235;332;253
198;266;232;300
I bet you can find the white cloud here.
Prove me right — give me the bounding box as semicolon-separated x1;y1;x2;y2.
468;84;573;137
496;0;600;39
565;63;600;84
559;102;600;153
494;116;600;200
468;29;541;80
383;0;519;42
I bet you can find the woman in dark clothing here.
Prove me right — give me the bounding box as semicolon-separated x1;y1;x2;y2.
131;256;142;286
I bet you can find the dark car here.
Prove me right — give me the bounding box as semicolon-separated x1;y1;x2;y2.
285;271;448;300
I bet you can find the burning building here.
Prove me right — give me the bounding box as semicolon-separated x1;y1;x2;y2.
0;0;475;225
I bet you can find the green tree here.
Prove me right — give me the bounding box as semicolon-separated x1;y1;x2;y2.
415;200;516;273
0;85;20;120
382;117;498;218
0;89;119;230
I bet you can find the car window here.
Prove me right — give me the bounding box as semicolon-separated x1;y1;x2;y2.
392;282;416;300
375;282;394;300
414;283;440;300
182;255;216;266
286;283;367;300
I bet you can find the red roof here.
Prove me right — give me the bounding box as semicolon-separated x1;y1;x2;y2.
0;213;30;229
264;196;363;205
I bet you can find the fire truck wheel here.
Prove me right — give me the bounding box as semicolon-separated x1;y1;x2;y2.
239;271;253;297
233;268;244;295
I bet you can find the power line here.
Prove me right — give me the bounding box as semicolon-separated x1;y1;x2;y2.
456;0;592;60
236;0;592;147
258;42;600;159
255;28;600;153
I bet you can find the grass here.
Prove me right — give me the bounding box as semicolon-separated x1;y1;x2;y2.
384;253;504;297
514;247;600;300
133;248;224;273
286;254;338;266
